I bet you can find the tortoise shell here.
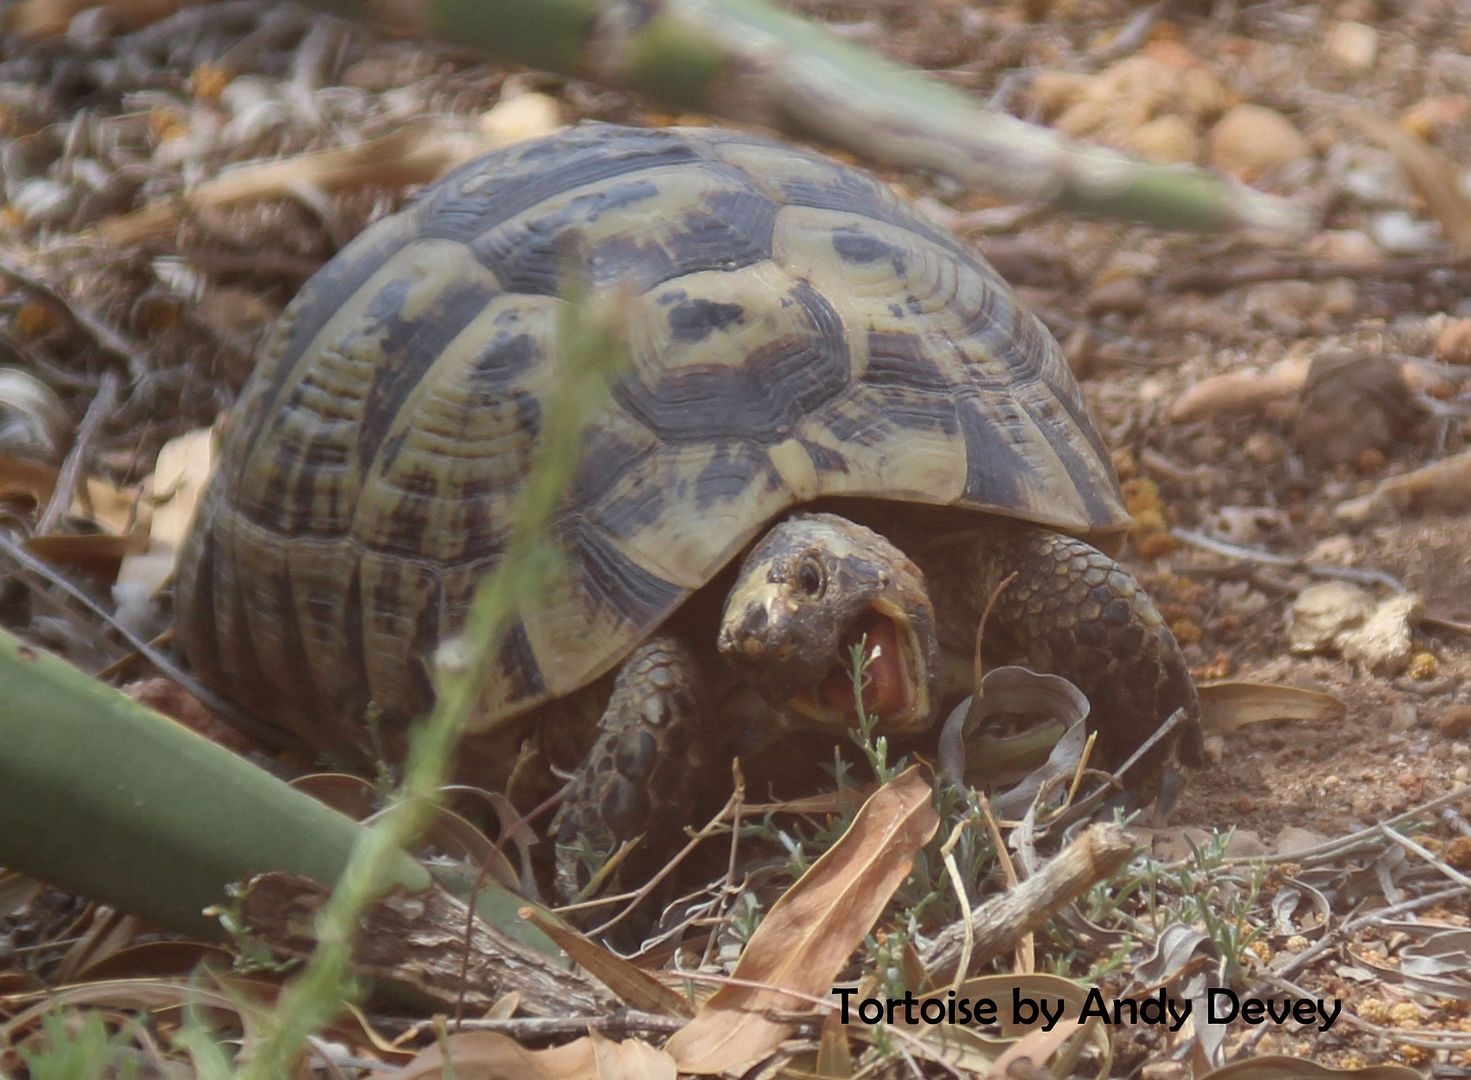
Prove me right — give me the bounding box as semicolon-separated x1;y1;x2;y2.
174;123;1128;740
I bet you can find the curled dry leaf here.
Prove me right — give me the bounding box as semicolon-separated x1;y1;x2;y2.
1196;681;1346;735
390;1027;675;1080
0;454;57;510
0;368;70;465
664;765;939;1075
938;666;1090;800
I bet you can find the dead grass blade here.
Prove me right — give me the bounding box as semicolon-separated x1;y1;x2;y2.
389;1027;676;1080
520;908;696;1019
665;765;939;1075
1197;681;1346;734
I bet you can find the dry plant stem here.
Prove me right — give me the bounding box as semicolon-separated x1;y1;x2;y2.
700;762;748;970
399;1012;687;1041
925;822;1134;975
1209;783;1471;869
455;783;568;1029
973;569;1018;689
0;249;150;380
1257;971;1471;1052
95;122;505;245
1170;527;1407;593
574;782;747;938
1378;824;1471;890
36;370;117;536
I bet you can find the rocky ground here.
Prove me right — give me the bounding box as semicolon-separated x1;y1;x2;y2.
2;0;1470;1073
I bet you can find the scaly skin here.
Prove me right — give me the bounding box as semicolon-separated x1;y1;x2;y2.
551;636;729;901
939;523;1205;781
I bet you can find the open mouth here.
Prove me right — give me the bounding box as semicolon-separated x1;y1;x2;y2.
789;603;929;732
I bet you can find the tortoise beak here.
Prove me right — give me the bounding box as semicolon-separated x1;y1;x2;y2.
717;586;800;662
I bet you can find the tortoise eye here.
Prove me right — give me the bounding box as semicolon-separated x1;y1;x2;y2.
796;556;826;599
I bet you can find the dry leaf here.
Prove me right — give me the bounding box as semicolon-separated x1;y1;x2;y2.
521;908;696;1019
1197;681;1346;734
814;1006;855;1077
24;531;143;578
115;425;216;599
665;765;939;1075
392;1028;675;1080
0;368;69;464
0;453;57;509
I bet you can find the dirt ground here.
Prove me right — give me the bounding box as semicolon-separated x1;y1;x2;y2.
3;0;1471;1073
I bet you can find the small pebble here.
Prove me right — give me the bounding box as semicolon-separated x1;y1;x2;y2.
1305;229;1380;262
1128;115;1200;165
1083;275;1148;317
1243;431;1285;465
1209;104;1311;177
1389;703;1418;731
1436;318;1471;365
1322;20;1378;75
1370;210;1442;254
1437;705;1471;738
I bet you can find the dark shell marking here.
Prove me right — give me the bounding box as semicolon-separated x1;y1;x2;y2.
175;123;1128;739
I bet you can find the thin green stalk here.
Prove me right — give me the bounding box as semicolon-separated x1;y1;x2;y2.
241;281;629;1078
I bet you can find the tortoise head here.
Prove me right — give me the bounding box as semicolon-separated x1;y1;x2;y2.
716;513;939;735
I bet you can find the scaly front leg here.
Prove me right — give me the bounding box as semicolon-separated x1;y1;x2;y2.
551;636;729;904
956;523;1205;791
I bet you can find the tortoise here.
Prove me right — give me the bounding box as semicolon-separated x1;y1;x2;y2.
174;123;1204;892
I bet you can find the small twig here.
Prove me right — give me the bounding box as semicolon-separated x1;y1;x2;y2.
1422;613;1471;638
700;761;748;970
1083;0;1174;67
559;783;745;939
974;570;1019;690
397;1011;687;1041
0;249;150;380
1256;971;1471;1051
36;371;118;536
1215;783;1471;869
1171;527;1407;593
454;783;566;1031
925;822;1135;975
1379;824;1471;890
